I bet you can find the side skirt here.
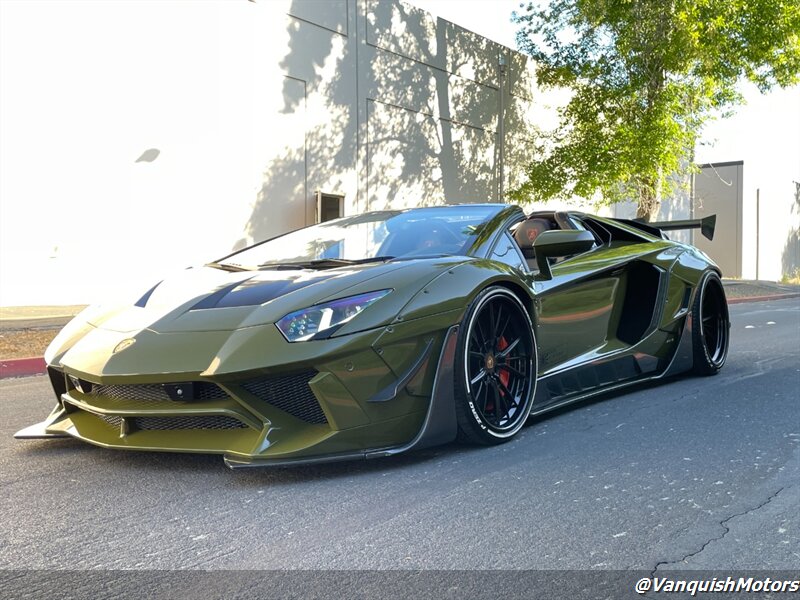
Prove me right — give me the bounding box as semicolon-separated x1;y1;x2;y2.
527;307;696;420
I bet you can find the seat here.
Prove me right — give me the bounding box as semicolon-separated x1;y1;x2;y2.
514;218;551;257
513;218;552;271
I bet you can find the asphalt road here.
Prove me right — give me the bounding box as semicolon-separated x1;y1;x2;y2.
1;299;798;575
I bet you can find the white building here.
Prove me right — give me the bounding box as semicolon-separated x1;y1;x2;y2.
691;83;800;282
1;0;797;307
0;0;544;306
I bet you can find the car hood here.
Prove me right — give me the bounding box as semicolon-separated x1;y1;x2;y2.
78;257;469;335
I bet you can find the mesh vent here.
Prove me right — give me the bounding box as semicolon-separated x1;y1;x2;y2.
89;382;227;405
196;384;229;401
95;413;246;430
134;415;247;430
241;370;327;424
91;384;167;405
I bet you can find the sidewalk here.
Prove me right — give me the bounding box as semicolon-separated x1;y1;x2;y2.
0;306;85;365
0;305;88;321
1;280;799;376
722;279;800;303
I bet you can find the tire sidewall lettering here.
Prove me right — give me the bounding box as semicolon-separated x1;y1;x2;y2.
461;287;537;440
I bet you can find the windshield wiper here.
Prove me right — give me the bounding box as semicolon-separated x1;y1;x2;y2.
206;262;252;272
258;256;395;270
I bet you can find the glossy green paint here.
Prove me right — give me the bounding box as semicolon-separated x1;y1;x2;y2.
22;205;718;466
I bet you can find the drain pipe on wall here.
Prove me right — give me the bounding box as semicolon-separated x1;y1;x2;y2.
497;52;507;203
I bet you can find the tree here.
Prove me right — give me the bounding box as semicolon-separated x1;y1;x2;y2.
512;0;800;220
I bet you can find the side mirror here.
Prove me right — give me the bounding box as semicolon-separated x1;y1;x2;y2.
533;230;595;279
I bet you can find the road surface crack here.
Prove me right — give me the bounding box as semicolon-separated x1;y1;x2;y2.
650;486;785;575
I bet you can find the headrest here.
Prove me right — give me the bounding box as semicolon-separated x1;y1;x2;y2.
514;218;551;251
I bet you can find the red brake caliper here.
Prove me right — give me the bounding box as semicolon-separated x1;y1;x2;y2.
497;337;510;390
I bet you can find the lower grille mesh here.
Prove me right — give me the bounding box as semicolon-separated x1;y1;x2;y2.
89;382;228;405
241;370;327;424
97;413;246;430
83;371;325;428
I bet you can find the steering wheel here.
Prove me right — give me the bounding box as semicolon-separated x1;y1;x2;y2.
407;220;463;254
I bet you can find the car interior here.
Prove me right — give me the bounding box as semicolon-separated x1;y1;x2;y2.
509;211;599;272
378;218;469;258
377;210;603;270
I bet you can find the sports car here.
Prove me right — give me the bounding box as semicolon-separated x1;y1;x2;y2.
16;204;730;467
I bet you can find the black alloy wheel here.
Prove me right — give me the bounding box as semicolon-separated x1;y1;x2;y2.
692;271;730;375
455;286;537;444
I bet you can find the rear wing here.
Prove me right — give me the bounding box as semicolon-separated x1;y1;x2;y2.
614;215;716;241
648;215;716;241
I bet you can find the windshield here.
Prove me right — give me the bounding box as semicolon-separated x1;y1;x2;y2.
220;205;503;269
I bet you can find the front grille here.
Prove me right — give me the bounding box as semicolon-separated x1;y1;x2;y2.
134;415;247;430
96;413;246;430
88;382;228;405
241;370;327;424
91;384;167;405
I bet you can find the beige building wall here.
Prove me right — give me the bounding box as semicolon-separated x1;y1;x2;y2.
0;0;540;306
693;162;744;278
692;84;800;281
692;157;800;282
612;156;800;281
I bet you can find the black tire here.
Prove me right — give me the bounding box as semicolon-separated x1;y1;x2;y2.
454;286;537;445
691;271;730;376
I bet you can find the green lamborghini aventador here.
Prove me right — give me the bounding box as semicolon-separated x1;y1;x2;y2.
16;204;730;468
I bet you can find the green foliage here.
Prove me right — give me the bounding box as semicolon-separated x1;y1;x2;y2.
511;0;800;219
780;267;800;285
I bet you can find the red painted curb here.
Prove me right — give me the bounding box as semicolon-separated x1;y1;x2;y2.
0;357;47;379
727;292;800;305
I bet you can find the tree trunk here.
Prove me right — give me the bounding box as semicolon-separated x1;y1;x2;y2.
635;168;663;222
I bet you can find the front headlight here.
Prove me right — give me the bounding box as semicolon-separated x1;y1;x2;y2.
276;289;391;342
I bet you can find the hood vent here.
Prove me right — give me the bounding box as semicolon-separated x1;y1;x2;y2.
192;275;334;310
134;281;163;307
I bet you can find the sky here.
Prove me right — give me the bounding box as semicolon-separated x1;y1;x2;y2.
410;0;521;48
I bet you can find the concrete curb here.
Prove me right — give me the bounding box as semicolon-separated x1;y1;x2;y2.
0;357;46;379
727;292;800;305
1;293;798;380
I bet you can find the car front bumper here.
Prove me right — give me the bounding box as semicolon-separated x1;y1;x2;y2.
16;313;462;467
